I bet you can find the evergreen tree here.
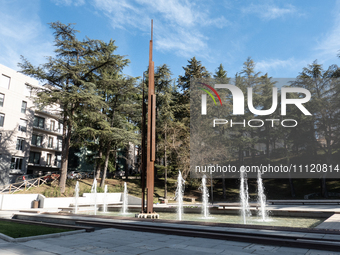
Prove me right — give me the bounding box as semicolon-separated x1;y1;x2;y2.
231;58;261;165
214;63;228;79
19;22;125;193
292;60;340;197
175;57;210;179
87;69;140;187
154;64;174;198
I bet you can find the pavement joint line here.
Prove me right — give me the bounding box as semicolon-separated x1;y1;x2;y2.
0;229;86;243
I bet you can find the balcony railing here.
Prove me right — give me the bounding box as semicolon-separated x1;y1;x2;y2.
28;162;61;168
33;124;62;134
30;143;62;151
35;108;61;117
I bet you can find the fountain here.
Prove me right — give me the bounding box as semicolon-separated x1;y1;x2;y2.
122;182;128;214
74;181;79;214
175;171;185;220
91;178;97;215
240;166;251;224
257;170;269;221
103;185;108;213
200;175;209;218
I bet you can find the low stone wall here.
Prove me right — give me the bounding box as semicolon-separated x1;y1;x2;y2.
0;194;40;210
0;193;141;210
40;196;76;209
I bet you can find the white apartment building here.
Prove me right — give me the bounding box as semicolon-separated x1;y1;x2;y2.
0;64;62;187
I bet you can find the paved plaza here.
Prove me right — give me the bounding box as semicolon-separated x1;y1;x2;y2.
1;203;340;255
0;227;340;255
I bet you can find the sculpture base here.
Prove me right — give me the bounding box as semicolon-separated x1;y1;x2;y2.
135;212;159;219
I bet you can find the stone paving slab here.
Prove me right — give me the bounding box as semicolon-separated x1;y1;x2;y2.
0;227;339;255
316;214;340;230
322;234;340;241
112;245;150;254
306;250;340;255
63;251;99;255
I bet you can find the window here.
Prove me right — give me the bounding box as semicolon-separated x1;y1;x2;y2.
0;113;4;127
21;101;27;113
29;151;41;164
18;119;27;132
0;94;4;107
47;154;52;165
55;153;61;166
48;137;53;148
11;157;23;170
57;139;62;150
24;85;31;97
0;75;10;89
31;134;43;146
33;116;45;128
16;138;25;151
50;120;55;131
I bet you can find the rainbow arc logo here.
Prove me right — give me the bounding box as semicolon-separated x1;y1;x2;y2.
198;82;222;106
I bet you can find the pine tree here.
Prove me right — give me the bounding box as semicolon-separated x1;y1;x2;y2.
86;69;140;187
18;22;125;193
292;60;339;197
214;63;228;80
175;57;210;179
154;64;174;198
231;58;261;165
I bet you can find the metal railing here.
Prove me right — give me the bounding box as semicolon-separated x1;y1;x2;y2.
0;175;59;194
33;124;62;134
30;143;62;151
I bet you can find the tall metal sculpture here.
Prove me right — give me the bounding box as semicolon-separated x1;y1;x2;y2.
141;20;156;214
147;20;156;214
141;73;146;213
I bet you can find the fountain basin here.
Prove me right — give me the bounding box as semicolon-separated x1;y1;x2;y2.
98;204;333;218
82;210;326;228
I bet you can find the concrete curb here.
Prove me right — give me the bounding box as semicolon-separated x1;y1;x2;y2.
0;229;86;243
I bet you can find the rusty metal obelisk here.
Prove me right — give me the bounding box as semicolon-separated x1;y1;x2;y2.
146;20;156;214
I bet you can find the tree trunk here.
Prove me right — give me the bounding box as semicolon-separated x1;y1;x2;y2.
285;139;295;197
164;130;167;199
239;146;244;164
95;151;102;179
251;129;255;165
289;178;296;197
100;147;110;188
222;177;226;200
321;142;331;198
60;115;71;194
321;178;328;198
125;145;129;180
266;127;270;160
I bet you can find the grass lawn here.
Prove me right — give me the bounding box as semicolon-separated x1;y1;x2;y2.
0;221;71;238
15;171;340;203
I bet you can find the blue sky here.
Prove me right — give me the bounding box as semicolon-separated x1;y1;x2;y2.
1;0;340;80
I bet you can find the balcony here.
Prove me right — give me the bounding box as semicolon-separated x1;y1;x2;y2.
28;162;61;168
9;169;25;175
33;124;62;135
30;143;62;152
35;108;61;118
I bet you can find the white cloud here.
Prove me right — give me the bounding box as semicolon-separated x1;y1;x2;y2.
52;0;85;6
255;58;309;76
92;0;228;58
242;3;298;20
0;1;54;71
314;1;340;63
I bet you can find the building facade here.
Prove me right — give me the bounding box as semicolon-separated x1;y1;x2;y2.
0;64;62;187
